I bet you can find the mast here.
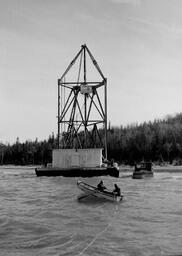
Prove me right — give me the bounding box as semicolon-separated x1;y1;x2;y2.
104;78;107;160
57;44;108;160
57;79;60;148
83;45;87;147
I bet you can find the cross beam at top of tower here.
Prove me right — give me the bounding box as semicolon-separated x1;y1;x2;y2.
59;44;106;83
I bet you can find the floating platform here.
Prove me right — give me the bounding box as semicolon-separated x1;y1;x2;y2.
35;166;119;178
35;45;119;179
35;148;119;178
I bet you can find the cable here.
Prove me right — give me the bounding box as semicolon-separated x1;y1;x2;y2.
76;207;118;256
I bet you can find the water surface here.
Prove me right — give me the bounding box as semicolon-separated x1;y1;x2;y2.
0;167;181;256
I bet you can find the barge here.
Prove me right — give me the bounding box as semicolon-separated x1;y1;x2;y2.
35;44;119;178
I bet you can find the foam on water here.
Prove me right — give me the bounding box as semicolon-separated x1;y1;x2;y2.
0;168;181;256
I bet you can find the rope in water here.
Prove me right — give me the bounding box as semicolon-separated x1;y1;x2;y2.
76;208;118;256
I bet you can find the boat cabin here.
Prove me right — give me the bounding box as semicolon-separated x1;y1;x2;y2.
135;162;152;172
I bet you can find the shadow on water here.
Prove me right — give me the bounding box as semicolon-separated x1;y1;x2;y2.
120;174;132;178
77;194;124;207
77;197;114;205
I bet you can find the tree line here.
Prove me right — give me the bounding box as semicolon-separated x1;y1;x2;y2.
0;134;57;165
1;113;182;165
107;113;182;165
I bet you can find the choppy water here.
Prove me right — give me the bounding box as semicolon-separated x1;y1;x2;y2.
0;167;181;256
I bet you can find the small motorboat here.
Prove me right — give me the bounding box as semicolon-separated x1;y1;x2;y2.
77;180;123;202
132;162;154;179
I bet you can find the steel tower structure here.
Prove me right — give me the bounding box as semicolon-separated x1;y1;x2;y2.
57;44;107;160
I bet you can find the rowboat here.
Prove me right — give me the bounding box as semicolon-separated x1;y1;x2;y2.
77;180;123;202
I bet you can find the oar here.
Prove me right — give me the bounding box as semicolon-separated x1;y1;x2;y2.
78;191;97;200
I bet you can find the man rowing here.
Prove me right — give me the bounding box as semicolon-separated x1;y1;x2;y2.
97;180;107;191
112;184;121;196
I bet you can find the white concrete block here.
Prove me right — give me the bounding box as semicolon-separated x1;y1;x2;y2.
52;148;102;168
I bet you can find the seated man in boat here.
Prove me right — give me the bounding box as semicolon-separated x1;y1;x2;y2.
97;180;107;191
112;184;121;196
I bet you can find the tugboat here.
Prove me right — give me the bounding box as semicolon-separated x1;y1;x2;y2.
132;162;154;179
35;44;119;178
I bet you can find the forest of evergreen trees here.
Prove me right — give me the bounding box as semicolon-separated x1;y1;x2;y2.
1;113;182;166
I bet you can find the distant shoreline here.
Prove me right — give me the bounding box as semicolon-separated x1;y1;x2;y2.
0;165;40;170
0;164;182;173
120;165;182;173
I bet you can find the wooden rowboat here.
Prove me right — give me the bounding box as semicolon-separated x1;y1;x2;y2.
77;180;123;202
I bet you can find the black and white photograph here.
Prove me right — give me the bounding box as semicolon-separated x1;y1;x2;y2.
0;0;182;255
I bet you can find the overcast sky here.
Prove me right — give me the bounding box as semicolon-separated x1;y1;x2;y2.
1;0;182;143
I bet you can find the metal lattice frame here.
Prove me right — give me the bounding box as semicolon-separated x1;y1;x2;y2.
57;44;107;160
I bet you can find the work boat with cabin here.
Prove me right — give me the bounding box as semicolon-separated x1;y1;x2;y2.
132;162;154;179
35;44;119;178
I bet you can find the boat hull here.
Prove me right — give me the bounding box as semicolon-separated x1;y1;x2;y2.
35;166;119;178
77;180;123;202
132;171;154;179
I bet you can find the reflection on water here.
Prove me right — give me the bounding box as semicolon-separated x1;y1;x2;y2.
0;167;181;256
